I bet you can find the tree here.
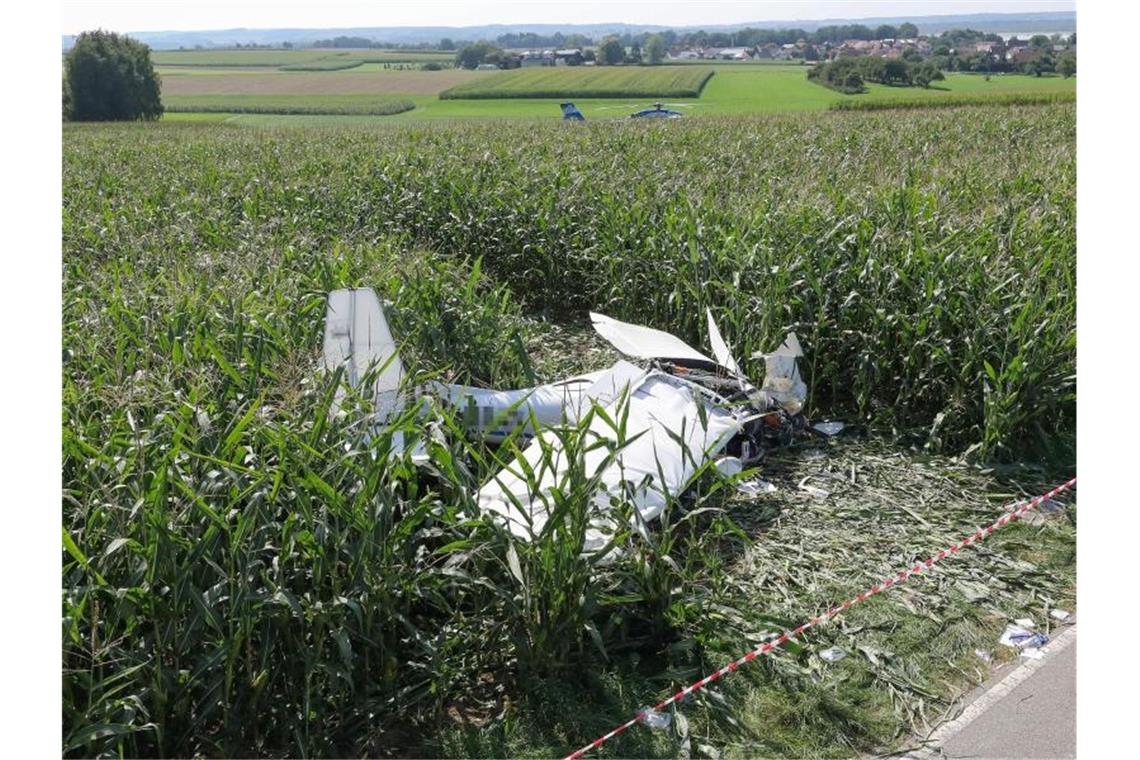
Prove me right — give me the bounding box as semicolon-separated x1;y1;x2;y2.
898;22;919;38
597;35;625;65
62;75;73;120
874;25;898;40
1024;53;1054;77
914;61;944;88
64;30;162;121
645;33;666;64
1029;34;1052;50
1056;51;1076;78
439;37;456;51
455;41;503;69
627;42;642;64
901;47;923;63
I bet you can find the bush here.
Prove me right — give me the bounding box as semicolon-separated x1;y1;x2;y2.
455;41;504;69
65;29;163;121
421;61;443;71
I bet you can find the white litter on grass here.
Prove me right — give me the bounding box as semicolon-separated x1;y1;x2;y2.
812;421;845;436
820;647;847;663
1051;609;1071;621
974;649;993;663
1020;647;1046;660
798;477;830;499
1014;618;1036;629
738;478;777;496
639;707;672;730
999;624;1034;648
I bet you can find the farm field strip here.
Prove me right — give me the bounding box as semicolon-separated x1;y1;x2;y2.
163;93;415;115
159;68;493;96
440;65;715;99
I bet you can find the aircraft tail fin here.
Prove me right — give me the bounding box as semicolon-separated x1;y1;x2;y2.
560;102;585;121
323;288;404;422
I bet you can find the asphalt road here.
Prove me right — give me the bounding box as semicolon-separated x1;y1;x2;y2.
905;625;1076;760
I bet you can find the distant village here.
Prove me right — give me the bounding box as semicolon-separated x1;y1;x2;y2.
475;30;1075;74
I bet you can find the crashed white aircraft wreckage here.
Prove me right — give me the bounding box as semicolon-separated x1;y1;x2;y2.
323;288;807;550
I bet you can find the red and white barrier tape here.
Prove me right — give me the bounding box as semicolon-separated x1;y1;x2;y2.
563;477;1077;760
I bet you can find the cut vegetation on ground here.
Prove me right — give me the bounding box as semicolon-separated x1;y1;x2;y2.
440;66;715;99
63;104;1074;759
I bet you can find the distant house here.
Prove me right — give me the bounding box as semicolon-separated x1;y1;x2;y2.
520;50;555;67
1009;47;1044;64
668;48;702;60
753;44;777;60
715;47;752;60
555;48;584;65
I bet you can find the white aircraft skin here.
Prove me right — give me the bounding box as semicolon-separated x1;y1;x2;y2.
322;288;806;547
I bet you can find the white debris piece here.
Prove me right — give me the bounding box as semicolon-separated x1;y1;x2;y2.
639;707;672;730
974;648;993;663
999;624;1034;648
1050;609;1072;621
1014;618;1036;629
812;421;845;436
752;333;807;414
820;647;847;663
705;308;741;373
738;478;777;497
798;477;830;499
1020;647;1046;660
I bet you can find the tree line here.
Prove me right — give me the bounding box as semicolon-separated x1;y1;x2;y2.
808;56;944;94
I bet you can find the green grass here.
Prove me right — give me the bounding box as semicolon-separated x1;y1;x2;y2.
440;66;715;99
152;48;337;67
349;50;455;63
279;59;364;71
63;107;1074;758
163;94;414;115
831;90;1077;111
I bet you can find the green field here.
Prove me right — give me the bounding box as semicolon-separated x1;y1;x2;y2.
64;105;1074;758
440;66;715;99
156;63;1074;122
163;94;414;115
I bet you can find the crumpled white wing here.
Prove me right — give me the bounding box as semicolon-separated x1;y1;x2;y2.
478;368;741;552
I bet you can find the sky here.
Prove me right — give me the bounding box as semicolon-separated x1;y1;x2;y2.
61;0;1076;34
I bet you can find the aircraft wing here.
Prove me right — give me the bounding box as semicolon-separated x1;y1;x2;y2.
478;365;742;552
590;312;713;364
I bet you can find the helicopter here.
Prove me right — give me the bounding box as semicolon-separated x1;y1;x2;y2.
560;101;686;121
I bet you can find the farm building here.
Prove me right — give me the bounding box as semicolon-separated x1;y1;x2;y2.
554;49;584;65
520;50;555;67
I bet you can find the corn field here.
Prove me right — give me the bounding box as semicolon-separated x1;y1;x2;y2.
62;105;1075;757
